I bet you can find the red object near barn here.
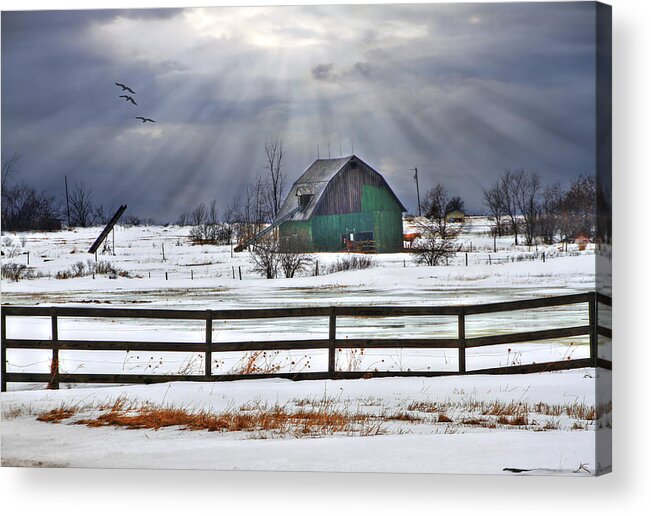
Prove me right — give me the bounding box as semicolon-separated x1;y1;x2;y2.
403;232;421;248
575;234;590;251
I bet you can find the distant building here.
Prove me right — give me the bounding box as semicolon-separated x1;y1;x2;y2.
445;209;465;223
275;155;406;253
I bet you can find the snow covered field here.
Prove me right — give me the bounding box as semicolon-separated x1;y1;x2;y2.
1;371;611;474
0;218;610;474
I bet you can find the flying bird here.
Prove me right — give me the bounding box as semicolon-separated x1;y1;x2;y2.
115;82;136;94
136;117;156;123
119;95;137;105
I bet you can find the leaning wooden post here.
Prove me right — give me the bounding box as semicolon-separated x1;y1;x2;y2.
328;307;336;378
50;313;59;390
205;311;213;378
589;293;597;364
458;310;466;374
1;312;7;392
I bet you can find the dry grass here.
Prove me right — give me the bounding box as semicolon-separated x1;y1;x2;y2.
36;407;78;423
31;394;610;437
2;404;35;420
229;350;313;375
384;411;422;422
231;351;282;375
407;401;441;413
66;397;383;438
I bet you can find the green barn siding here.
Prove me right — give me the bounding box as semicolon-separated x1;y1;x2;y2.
310;212;375;252
361;184;402;213
279;220;313;253
361;185;404;252
279;180;404;253
372;210;404;252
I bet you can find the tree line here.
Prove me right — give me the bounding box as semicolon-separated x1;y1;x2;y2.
483;170;600;248
2;153;156;231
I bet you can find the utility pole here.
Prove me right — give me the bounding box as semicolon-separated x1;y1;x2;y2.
64;175;71;227
413;167;422;217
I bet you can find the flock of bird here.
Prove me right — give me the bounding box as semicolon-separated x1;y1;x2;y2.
115;82;155;124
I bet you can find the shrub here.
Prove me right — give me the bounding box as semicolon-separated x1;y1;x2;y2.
1;262;32;281
189;223;233;245
279;252;313;278
56;260;132;279
326;255;375;274
248;234;280;279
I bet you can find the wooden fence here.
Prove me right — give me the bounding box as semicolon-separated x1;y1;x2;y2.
0;292;612;391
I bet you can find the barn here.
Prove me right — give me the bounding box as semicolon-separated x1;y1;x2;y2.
275;155;406;253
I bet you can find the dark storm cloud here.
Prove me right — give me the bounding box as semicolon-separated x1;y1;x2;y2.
312;63;334;81
2;3;599;220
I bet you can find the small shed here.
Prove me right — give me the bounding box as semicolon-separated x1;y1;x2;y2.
445;209;465;223
276;155;406;253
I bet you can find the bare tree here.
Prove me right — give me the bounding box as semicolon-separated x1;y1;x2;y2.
2;182;60;231
483;183;507;237
68;182;103;227
249;233;280;279
208;199;219;225
422;184;447;222
237;175;271;243
1;152;20;184
187;199;234;245
413;184;463;266
1;153;61;231
561;174;596;240
279;252;313;278
264;137;286;219
513;170;541;246
445;196;465;214
176;211;189;226
539;182;563;244
411;220;462;266
499;171;520;245
190;202;208;226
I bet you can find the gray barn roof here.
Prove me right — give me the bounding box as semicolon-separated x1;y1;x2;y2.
275;155;405;222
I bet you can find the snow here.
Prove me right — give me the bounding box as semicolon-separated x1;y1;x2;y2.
1;371;610;474
0;218;610;474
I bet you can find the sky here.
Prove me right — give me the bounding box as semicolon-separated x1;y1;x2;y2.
1;2;598;222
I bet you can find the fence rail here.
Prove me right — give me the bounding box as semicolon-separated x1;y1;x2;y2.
1;292;612;391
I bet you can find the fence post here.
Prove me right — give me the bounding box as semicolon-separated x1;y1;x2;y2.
328;307;336;378
458;310;466;374
50;313;59;390
205;311;212;378
589;293;597;364
1;312;6;392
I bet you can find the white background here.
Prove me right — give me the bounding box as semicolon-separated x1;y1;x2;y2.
0;0;649;514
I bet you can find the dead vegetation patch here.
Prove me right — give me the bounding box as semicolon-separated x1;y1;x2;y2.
36;407;78;423
31;395;610;437
68;398;383;438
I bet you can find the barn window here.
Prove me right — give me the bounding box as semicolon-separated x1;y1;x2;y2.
350;161;358;169
355;231;374;242
299;193;313;209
